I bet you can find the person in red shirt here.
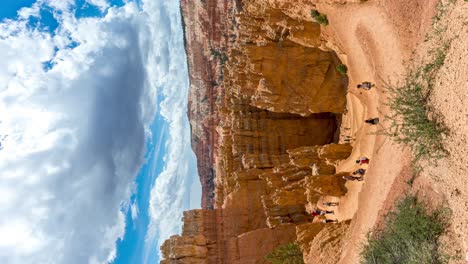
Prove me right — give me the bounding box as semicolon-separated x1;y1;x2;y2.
356;157;370;165
311;209;334;217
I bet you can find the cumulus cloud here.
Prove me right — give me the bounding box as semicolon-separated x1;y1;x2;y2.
0;1;160;263
144;0;202;260
0;0;201;262
86;0;110;12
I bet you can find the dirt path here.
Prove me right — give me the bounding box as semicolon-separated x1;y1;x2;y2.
311;0;441;263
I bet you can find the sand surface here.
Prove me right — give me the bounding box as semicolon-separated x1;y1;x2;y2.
310;0;467;263
415;1;468;261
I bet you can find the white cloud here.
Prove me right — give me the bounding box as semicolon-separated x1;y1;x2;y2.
0;0;202;263
86;0;110;12
142;0;202;261
44;0;75;12
17;3;41;20
0;1;159;263
131;202;139;221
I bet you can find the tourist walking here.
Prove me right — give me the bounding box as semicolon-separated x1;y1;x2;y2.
357;82;375;90
353;168;366;175
365;117;380;125
356;157;370;165
311;209;334;217
343;175;364;181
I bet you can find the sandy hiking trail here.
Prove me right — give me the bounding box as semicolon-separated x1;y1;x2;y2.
305;0;467;263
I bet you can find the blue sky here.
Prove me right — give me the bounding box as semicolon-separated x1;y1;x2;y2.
112;111;168;264
0;1;201;263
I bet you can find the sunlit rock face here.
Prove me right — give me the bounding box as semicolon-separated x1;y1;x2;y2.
301;220;352;264
259;144;351;228
228;0;347;116
162;0;350;263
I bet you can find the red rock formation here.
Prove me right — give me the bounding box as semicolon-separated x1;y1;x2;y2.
181;0;233;209
301;220;352;264
259;144;351;228
161;0;352;263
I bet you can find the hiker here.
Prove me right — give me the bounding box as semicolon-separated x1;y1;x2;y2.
322;219;339;224
353;168;366;175
323;202;339;206
356;157;370;165
311;209;334;217
343;175;364;181
365;117;379;125
357;82;375;90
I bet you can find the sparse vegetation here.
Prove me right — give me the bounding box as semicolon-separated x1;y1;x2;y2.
265;242;305;264
361;196;450;264
336;64;348;75
310;9;320;18
382;69;448;162
432;0;455;27
423;42;450;76
382;0;457;166
382;0;454;163
382;38;450;162
310;9;329;26
211;48;228;65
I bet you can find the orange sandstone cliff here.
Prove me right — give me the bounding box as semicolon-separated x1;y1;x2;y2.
162;0;351;263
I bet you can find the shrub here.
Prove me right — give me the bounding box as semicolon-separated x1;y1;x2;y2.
211;48;228;65
316;15;329;26
310;9;320;18
265;242;304;264
336;64;348;75
383;0;452;163
383;68;448;161
382;39;450;162
423;42;450;76
361;196;449;264
310;9;329;26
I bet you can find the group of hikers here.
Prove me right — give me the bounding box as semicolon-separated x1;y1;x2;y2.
313;156;370;222
311;81;377;223
311;202;341;223
359;81;380;125
342;81;376;182
311;158;371;222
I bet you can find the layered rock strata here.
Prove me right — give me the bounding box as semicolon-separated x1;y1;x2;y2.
162;0;351;263
184;0;347;209
260;144;351;228
182;0;233;209
300;220;352;264
161;144;351;263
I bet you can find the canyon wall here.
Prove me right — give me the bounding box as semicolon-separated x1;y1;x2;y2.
161;144;352;263
181;0;232;209
162;0;350;263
